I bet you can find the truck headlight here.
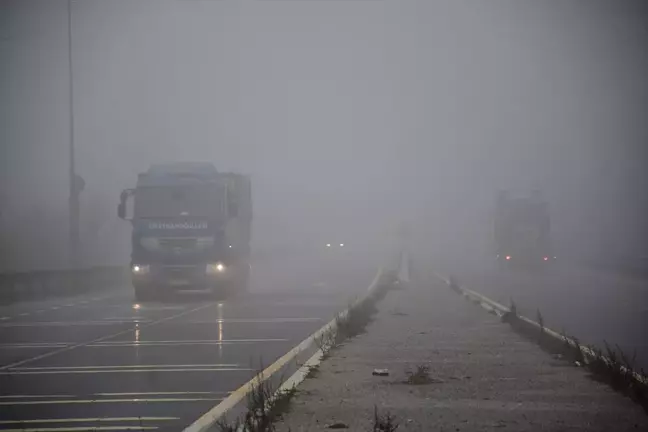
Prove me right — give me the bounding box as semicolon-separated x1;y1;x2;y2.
132;264;150;275
206;262;226;274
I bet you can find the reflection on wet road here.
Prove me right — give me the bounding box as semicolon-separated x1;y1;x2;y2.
0;251;380;431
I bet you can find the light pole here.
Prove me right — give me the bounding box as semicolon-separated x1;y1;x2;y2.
67;0;81;266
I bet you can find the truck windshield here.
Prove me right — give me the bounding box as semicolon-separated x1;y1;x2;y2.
134;185;223;219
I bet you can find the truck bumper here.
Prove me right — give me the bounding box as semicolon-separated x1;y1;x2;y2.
131;263;236;292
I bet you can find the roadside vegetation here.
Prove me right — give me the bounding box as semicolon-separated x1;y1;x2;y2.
219;270;399;431
217;366;296;432
315;270;397;358
448;275;648;414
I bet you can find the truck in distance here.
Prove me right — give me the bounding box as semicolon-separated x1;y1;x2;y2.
494;190;552;270
118;162;252;300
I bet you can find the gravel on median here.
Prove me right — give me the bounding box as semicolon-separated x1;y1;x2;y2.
274;272;648;432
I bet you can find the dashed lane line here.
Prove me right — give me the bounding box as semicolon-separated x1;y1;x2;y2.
0;292;124;321
0;392;225;399
0;301;219;371
0;395;72;399
0;318;321;327
0;397;224;405
13;364;239;371
0;320;153;327
0;338;288;350
0;417;178;425
0;367;253;375
0;427;158;431
94;392;226;396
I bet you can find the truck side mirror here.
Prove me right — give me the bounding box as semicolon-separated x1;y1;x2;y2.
118;189;134;220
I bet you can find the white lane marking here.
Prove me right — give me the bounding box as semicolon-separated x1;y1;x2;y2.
89;338;288;347
0;292;125;321
0;317;320;328
0;427;158;431
0;321;153;327
0;395;72;399
186;318;322;324
0;343;71;349
0;339;287;350
14;364;239;371
0;417;177;425
0;397;223;405
1;367;252;375
0;301;220;371
183;268;386;432
95;392;226;396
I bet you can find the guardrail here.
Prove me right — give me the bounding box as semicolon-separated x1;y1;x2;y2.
0;266;128;304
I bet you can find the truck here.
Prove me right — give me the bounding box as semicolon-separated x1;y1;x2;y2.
117;162;252;300
494;190;552;270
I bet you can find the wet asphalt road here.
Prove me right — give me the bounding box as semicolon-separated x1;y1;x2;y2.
0;249;381;432
431;253;648;371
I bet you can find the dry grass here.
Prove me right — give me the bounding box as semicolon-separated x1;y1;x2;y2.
372;406;399;432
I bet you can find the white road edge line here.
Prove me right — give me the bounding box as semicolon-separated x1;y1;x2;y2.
182;266;387;432
431;270;648;385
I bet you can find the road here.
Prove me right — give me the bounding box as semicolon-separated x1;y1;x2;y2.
433;252;648;371
0;248;382;432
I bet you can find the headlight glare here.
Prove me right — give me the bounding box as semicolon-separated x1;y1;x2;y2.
207;262;226;274
132;264;150;274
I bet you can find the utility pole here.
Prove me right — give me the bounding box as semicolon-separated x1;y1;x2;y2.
68;0;81;266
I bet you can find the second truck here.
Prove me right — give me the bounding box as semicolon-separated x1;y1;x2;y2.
494;190;553;270
118;162;252;300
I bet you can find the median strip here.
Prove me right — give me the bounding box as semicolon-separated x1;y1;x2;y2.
435;271;648;413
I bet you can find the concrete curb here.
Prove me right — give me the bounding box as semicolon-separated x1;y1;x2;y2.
183;265;396;432
433;271;648;386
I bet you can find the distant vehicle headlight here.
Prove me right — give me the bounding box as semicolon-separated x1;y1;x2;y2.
206;262;226;274
339;243;344;247
326;243;331;248
132;264;150;274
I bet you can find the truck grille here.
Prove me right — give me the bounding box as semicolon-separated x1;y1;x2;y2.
159;238;197;249
163;265;199;279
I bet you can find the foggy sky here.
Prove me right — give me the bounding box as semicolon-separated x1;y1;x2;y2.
1;0;647;270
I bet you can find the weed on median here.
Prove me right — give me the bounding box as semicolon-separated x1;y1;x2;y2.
404;364;434;385
216;362;296;432
501;301;648;414
315;272;396;359
447;277;648;415
217;273;399;432
372;406;399;432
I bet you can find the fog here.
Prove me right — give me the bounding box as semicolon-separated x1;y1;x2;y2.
1;0;646;271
